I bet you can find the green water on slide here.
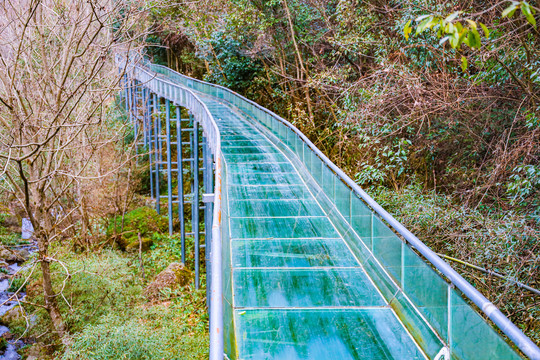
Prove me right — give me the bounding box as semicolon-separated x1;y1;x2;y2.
148;66;523;359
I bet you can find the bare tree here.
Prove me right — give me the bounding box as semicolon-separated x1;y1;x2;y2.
0;0;145;339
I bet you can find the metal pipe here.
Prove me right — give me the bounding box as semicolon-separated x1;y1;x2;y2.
165;99;173;236
192;114;200;289
209;156;223;360
124;75;130;113
133;80;138;141
148;92;155;200
438;253;540;296
202;136;214;308
153;94;160;215
176;106;186;263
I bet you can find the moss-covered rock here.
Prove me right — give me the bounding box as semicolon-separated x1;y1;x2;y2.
143;262;192;300
125;237;153;252
0;306;23;326
108;207;168;252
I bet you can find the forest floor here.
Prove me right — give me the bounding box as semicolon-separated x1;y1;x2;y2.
0;209;209;360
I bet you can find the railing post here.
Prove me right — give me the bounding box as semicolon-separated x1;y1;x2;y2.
124;75;130;113
132;80;138;142
176;106;186;264
192;113;200;289
153;94;161;214
148;92;155;200
165;99;173;236
203;136;214;306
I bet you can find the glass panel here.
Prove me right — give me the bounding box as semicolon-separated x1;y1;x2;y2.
287;129;296;150
312;155;323;185
295;136;303;162
235;309;426;359
228;172;303;186
351;196;372;247
372;217;402;285
232;238;358;268
321;165;335;200
228;184;313;201
450;289;522;360
229;217;339;239
334;178;351;222
403;246;449;340
227;161;295;174
389;293;444;358
234;268;385;307
362;255;399;302
279;122;287;141
303;143;312;171
229;199;325;217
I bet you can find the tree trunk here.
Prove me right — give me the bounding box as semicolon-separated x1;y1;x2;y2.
39;240;67;338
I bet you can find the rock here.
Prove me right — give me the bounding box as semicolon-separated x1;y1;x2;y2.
24;343;46;360
144;262;192;300
0;306;23;326
0;214;20;233
124;237;152;252
14;249;30;261
0;246;26;263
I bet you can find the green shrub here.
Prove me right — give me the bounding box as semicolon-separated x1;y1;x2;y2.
62;316;170;360
8;276;27;293
107;207;168;251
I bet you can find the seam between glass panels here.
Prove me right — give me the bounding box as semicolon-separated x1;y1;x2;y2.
229;216;327;219
232;266;362;270
230;237;343;241
234;306;391;310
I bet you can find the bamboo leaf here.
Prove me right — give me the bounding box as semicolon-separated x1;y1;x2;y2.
461;56;468;71
480;22;490;37
404;20;412;40
521;2;537;28
444;11;461;23
502;4;518;18
466;19;477;29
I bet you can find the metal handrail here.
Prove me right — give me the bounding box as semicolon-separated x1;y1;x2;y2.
145;63;540;359
116;55;224;360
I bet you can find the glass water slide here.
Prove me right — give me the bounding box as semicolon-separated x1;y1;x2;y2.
120;56;540;360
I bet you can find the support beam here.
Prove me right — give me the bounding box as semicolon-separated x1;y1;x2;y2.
176;106;186;264
165;99;173;236
153;94;161;214
191;113;200;289
148;92;155;200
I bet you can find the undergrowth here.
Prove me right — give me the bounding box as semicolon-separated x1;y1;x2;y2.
10;225;208;359
371;182;540;344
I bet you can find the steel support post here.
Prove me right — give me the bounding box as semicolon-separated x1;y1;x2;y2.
176;107;186;264
165;100;173;236
142;88;148;147
202;136;214;305
153;94;161;214
132;80;138;141
191;113;200;289
124;75;130;113
148;93;155;200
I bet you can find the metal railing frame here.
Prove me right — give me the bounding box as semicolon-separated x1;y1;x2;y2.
117;55;224;360
120;54;540;359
